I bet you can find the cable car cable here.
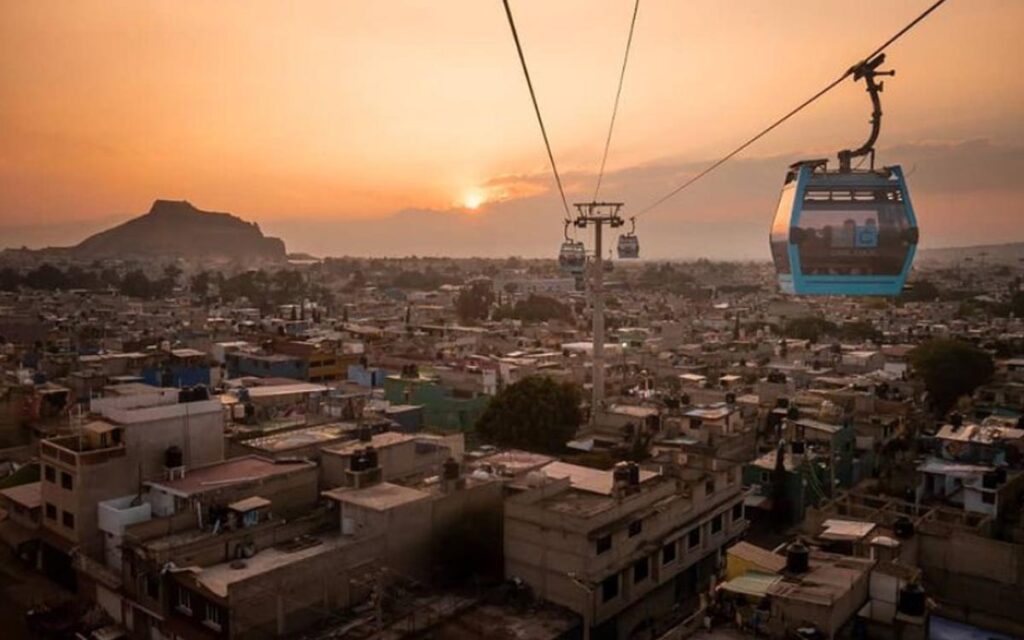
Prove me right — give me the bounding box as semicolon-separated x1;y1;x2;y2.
632;0;949;218
501;0;572;222
593;0;642;202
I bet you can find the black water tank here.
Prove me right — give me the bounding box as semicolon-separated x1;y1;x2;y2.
725;392;736;404
787;406;800;421
893;517;915;539
165;446;183;469
364;446;379;469
628;463;640;485
776;397;790;408
680;394;691;406
791;440;806;455
897;583;926;617
358;425;373;442
787;541;810;574
949;413;963;428
613;464;631;486
443;458;460;480
350;448;365;472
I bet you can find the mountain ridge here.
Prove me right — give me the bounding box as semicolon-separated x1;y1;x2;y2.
69;199;286;262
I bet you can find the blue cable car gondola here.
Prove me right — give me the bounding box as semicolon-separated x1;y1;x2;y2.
770;54;919;296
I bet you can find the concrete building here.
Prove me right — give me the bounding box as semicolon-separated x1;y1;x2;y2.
505;460;746;639
39;388;225;587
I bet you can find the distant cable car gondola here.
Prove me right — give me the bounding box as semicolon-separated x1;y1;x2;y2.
559;222;587;273
617;217;640;259
770;54;918;296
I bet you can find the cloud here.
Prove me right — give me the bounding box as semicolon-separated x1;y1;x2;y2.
5;140;1023;259
268;139;1024;259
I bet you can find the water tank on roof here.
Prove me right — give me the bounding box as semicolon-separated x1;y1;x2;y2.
787;541;810;574
364;446;379;469
680;394;691;406
949;413;963;428
165;446;183;469
350;448;365;472
627;462;640;485
443;458;460;480
725;392;736;404
776;397;790;408
787;406;800;420
613;463;631;487
897;583;926;617
791;440;806;455
893;517;915;539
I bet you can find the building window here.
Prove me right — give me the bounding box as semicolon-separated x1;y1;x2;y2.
45;503;57;520
711;514;723;535
688;528;701;550
760;470;771;484
633;557;650;583
204;602;223;631
732;502;743;522
176;587;193;614
596;534;612;555
628;519;643;537
981;492;996;505
44;466;56;483
61;472;73;490
145;575;160;600
62;511;75;530
662;541;677;565
601;574;619;602
705;479;716;496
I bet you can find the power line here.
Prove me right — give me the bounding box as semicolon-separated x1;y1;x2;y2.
633;0;950;218
501;0;572;221
593;0;641;201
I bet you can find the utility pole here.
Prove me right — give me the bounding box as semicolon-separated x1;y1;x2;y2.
573;202;624;423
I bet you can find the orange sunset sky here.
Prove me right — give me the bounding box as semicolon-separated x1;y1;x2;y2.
1;0;1022;258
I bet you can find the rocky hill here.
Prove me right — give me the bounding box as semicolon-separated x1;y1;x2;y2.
71;200;286;261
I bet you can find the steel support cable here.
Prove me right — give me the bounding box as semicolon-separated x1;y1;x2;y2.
501;0;572;221
593;0;642;201
633;0;950;218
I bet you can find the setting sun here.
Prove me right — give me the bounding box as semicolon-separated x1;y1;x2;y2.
462;190;485;210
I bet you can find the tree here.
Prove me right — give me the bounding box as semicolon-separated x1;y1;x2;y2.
120;270;155;298
475;376;583;454
783;317;836;342
493;294;572;324
455;281;494;324
190;271;211;301
839;320;881;343
910;339;994;415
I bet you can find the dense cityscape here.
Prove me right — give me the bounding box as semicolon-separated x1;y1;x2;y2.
0;198;1023;639
4;1;1024;640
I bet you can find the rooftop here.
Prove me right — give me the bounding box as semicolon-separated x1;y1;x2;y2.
193;533;357;598
818;518;877;542
0;481;41;510
541;461;658;496
324;431;416;456
145;455;314;497
323;482;430;511
767;551;873;606
726;541;786;573
241;422;355;452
